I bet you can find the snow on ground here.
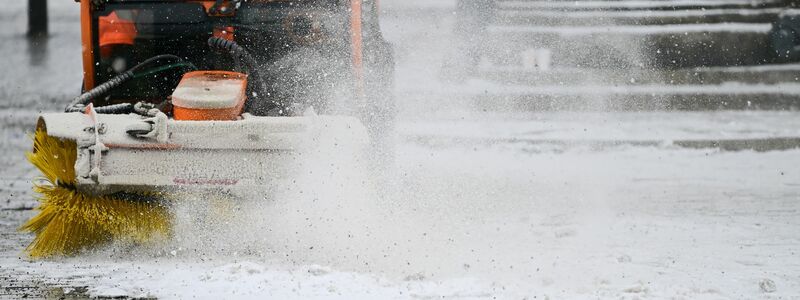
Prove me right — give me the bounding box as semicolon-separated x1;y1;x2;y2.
498;7;788;19
1;0;800;299
495;0;784;10
487;23;775;35
399;110;800;142
2;143;799;299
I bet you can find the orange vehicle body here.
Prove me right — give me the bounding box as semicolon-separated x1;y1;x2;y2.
79;0;366;92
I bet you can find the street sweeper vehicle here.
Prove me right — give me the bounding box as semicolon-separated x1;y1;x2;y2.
21;0;395;258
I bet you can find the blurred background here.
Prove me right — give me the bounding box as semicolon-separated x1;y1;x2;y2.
4;0;800;113
385;0;800;112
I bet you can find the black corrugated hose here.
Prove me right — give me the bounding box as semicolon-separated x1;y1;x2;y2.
65;54;195;113
65;38;279;115
207;37;282;114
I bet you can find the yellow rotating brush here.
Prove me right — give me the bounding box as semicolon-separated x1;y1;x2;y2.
20;129;172;258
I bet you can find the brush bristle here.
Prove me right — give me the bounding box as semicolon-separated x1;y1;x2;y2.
20;129;172;258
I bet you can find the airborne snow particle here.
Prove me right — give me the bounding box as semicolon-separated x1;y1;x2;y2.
759;279;776;293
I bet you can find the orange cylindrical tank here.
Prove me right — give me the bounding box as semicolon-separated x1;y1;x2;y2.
171;71;248;121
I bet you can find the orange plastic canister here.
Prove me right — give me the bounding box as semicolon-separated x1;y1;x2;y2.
171;71;248;121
